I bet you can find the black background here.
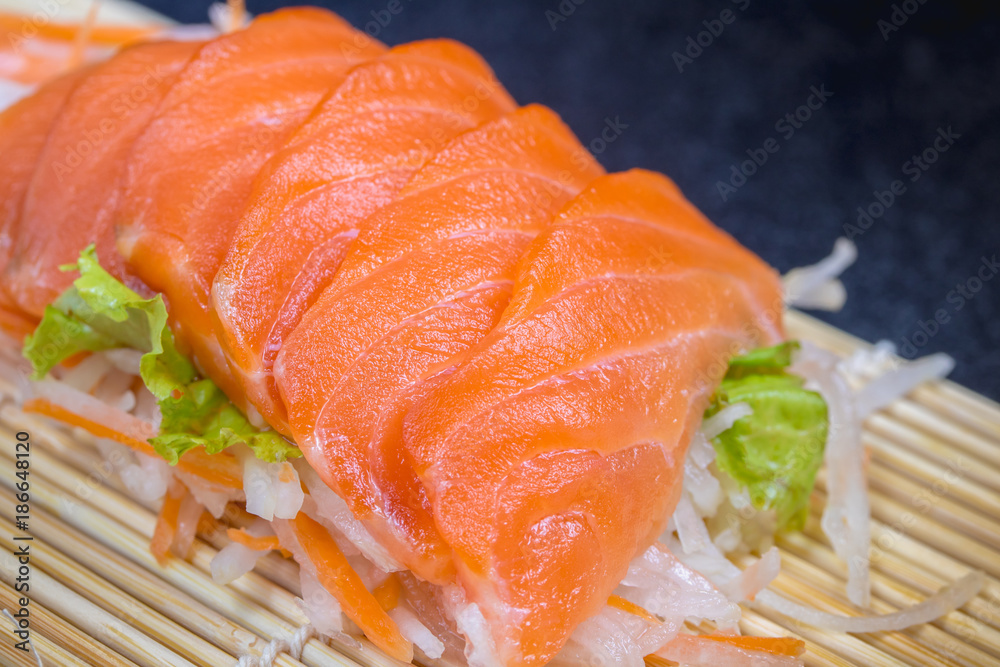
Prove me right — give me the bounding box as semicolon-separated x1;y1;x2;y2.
139;0;1000;400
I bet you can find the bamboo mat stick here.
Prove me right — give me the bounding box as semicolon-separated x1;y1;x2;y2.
0;629;88;667
0;579;120;667
863;431;1000;518
866;413;1000;484
0;505;235;666
889;395;1000;452
883;400;1000;470
912;383;1000;437
784;311;865;357
866;460;1000;552
0;547;197;667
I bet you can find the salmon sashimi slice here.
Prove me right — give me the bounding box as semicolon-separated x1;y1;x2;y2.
275;105;604;583
0;66;91;336
6;39;203;317
212;38;516;433
114;8;385;407
402;169;784;665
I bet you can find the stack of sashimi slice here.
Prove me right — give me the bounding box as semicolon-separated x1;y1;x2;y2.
0;7;866;667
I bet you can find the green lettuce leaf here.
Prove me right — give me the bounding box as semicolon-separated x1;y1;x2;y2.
708;341;828;531
22;246;300;464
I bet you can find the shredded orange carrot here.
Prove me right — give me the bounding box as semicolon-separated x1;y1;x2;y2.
177;449;243;489
226;527;281;552
373;573;402;612
290;513;413;662
608;595;659;624
25;397;155;452
607;594;660;625
0;12;156;45
151;479;185;565
0;307;36;339
197;512;218;536
698;634;806;657
23;397;243;488
278;461;296;484
59;351;92;369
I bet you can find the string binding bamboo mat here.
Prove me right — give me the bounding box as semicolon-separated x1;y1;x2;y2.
1;310;999;667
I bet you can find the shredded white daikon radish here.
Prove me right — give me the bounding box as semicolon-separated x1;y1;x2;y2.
701;402;753;439
95;439;171;503
297;561;346;637
663;515;779;605
782;238;857;311
390;606;446;660
554;605;678;667
176;470;245;518
102;348;144;375
61;353;114;393
212;541;264;585
442;586;504;667
94;368;137;413
208;2;252;33
271;518;347;638
237;449;304;521
27;377;158;442
839;340;899;378
618;543;741;628
793;343;870;607
755;570;984;632
211;519;277;584
173;491;205;558
853;352;954;419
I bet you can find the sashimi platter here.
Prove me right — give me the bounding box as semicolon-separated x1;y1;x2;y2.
1;2;998;667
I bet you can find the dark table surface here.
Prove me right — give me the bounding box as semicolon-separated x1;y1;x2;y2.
140;0;1000;401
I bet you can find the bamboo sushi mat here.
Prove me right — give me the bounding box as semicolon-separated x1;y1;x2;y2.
4;4;1000;665
1;310;999;667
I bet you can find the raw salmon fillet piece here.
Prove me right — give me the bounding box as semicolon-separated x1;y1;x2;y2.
6;39;201;317
275;105;604;583
115;8;385;406
403;169;784;665
212;38;515;433
0;66;90;336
